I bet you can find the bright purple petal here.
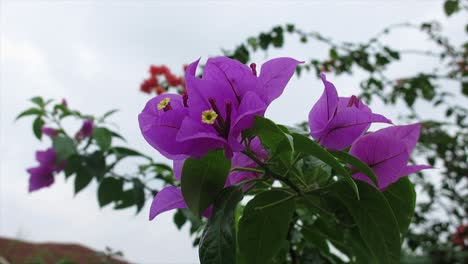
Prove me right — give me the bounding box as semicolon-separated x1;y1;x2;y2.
138;94;189;159
318;109;392;150
75;119;94;140
173;159;184;181
336;96;371;113
203;57;257;100
231;91;267;137
374;123;422;153
257;57;301;105
176;117;227;158
350;132;410;190
36;148;57;166
185;59;239;119
149;186;187;220
41;127;58;137
397;164;432;178
309;74;339;137
27;166;55;192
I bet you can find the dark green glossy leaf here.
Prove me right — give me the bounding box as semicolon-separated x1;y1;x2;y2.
332;150;378;186
253;116;293;154
97;177;123;207
292;133;359;199
238;190;296;264
181;149;231;218
327;181;400;264
383;177;416;238
53;135;76;160
199;186;243;264
92;127;112;151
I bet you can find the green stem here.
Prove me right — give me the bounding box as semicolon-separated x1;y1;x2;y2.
255;193;297;211
241;150;303;195
231;166;265;174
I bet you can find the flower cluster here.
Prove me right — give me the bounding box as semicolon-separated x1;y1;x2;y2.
139;56;430;220
139;56;300;219
310;74;430;190
27;119;94;192
140;64;185;95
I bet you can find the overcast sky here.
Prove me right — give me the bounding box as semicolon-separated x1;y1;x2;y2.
1;0;465;263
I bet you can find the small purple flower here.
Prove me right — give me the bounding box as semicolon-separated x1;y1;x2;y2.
177;56;301;158
349;123;431;190
138;94;190;160
27;148;64;192
75;119;94;140
149;138;267;220
309;74;392;150
41;126;59;138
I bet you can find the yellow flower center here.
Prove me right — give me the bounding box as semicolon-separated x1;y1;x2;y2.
157;97;171;110
201;109;218;124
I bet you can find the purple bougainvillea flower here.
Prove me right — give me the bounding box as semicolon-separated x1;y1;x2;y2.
27;148;63;192
75;119;94;140
309;74;392;150
138;94;190;159
149;138;267;220
177;57;301;158
41;126;59;138
350;123;431;190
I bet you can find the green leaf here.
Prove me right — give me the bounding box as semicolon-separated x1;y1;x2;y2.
74;167;93;194
291;133;359;199
16;108;43;120
84;151;106;180
253;116;293;154
97;177;123;207
132;179;146;213
30;96;45;107
64;154;83;178
114;190;136;210
332;150;378;186
444;0;459;16
92;127;112;151
327;181;401;264
181;149;231;217
199;186;244;264
52;136;76;160
238;190;296;264
173;210;187;230
101;109;119;120
383;177;416;238
110;146;148;159
32;117;45;140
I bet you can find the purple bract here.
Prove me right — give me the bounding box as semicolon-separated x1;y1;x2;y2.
309;74;392;150
27;148;64;192
349;123;431;190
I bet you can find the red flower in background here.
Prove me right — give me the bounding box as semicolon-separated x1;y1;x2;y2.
452;225;468;249
140;64;185;95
